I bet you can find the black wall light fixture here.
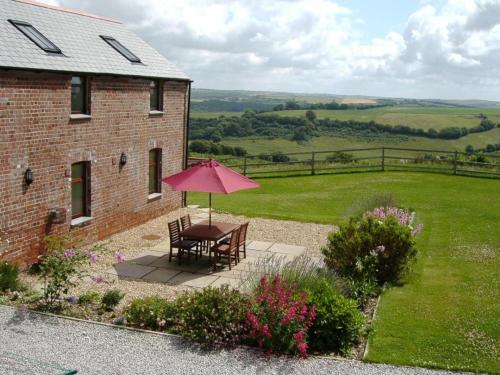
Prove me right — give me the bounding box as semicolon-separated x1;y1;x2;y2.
25;168;34;185
119;153;127;166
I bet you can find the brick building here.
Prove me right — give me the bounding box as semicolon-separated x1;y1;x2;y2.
0;0;191;264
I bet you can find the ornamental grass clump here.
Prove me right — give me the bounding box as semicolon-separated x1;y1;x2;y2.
322;207;422;286
246;276;316;357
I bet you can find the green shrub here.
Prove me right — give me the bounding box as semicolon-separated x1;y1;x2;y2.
0;261;20;292
101;289;124;310
306;278;364;354
124;296;175;330
173;286;250;348
78;291;101;305
322;215;417;285
337;277;380;309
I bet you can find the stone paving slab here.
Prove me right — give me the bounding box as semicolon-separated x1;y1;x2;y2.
268;243;306;256
142;268;182;283
128;250;167;266
168;272;219;288
246;240;274;251
107;263;157;279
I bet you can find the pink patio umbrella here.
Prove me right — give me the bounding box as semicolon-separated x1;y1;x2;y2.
162;159;260;226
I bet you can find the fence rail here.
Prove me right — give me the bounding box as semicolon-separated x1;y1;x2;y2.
188;146;500;179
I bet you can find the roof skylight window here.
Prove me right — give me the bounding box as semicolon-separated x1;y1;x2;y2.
9;19;61;54
100;35;141;63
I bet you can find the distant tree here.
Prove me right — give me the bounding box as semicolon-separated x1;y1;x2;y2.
305;110;317;122
189;140;210;153
233;146;247;157
465;145;474;155
273;104;284;111
271;152;290;163
285;100;300;110
486;144;495;153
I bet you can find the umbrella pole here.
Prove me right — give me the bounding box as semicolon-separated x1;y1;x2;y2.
209;192;212;227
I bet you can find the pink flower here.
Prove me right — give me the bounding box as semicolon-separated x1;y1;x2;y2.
297;341;308;357
262;324;271;338
87;252;98;263
91;275;105;283
63;249;76;259
114;252;125;263
293;331;304;342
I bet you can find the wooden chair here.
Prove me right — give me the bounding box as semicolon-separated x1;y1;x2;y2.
180;214;191;231
211;227;240;271
168;220;199;265
220;222;249;261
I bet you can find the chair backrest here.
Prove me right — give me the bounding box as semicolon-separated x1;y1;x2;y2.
229;227;240;251
180;215;191;231
238;222;249;245
168;220;181;244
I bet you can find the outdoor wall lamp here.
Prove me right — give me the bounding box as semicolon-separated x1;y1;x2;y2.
24;168;34;185
119;153;127;166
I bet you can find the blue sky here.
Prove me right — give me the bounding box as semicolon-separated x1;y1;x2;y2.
45;0;500;100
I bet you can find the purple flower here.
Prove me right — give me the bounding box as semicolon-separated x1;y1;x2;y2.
63;249;76;259
114;252;125;263
91;275;105;284
66;296;78;304
87;252;98;263
376;245;386;253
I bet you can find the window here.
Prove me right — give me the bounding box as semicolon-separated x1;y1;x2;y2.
71;162;90;219
71;76;89;114
9;19;61;54
150;80;163;111
100;35;141;63
148;149;162;195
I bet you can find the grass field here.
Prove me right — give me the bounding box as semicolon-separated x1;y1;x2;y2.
190;111;243;119
188;172;500;373
266;106;500;130
221;128;500;156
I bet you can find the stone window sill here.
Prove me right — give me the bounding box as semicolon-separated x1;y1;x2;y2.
149;110;164;116
70;216;94;228
70;114;92;120
147;193;162;202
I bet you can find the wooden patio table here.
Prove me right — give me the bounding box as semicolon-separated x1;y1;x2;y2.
180;220;239;264
180;220;239;242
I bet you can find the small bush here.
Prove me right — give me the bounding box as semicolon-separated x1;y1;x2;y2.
124;296;175;330
306;278;365;354
322;212;419;285
0;261;20;292
101;289;124;310
78;291;101;305
246;276;316;357
337;277;380;309
173;286;250;348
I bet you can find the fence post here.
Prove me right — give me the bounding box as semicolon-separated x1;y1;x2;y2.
381;147;385;171
243;156;247;176
453;151;458;175
311;152;315;175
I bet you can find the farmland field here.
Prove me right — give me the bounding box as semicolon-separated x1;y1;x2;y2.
221;127;500;156
266;106;500;130
188;172;500;373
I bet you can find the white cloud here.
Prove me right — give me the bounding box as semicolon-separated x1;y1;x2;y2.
45;0;500;100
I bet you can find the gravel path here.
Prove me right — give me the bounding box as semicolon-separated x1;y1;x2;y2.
0;306;473;375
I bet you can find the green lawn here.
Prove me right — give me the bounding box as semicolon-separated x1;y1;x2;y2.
268;106;500;130
188;172;499;373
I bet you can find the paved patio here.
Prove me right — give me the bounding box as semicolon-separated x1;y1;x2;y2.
106;239;306;289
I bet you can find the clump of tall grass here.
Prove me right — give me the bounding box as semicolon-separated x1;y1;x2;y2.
345;191;397;219
240;253;339;293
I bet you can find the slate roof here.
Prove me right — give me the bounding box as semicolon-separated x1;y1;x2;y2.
0;0;190;81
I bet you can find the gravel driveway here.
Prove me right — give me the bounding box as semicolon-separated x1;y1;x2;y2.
0;306;473;375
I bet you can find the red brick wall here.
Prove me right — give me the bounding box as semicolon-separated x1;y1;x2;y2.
0;70;189;264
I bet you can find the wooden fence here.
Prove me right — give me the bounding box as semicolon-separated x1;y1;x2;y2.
188;147;500;179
